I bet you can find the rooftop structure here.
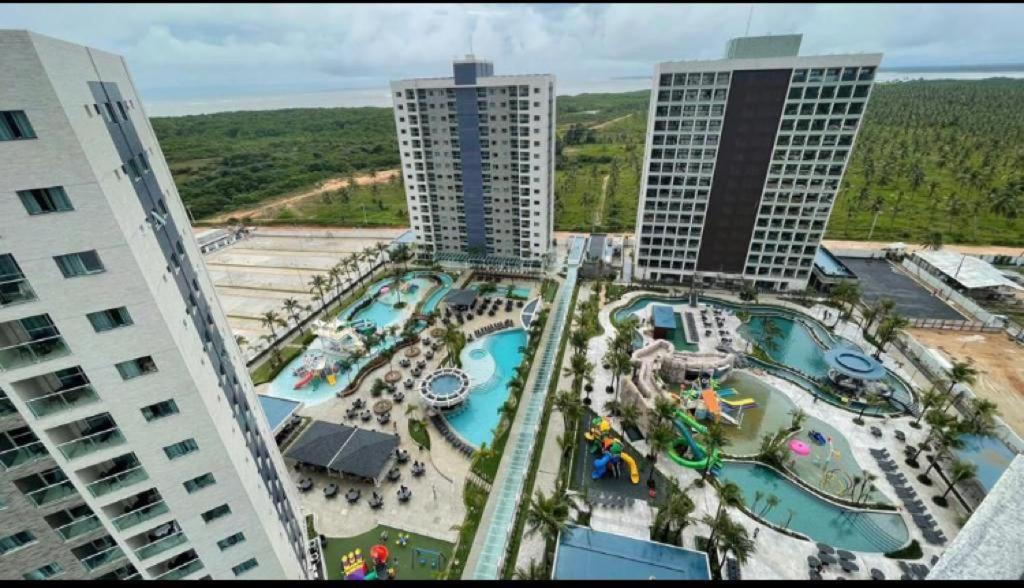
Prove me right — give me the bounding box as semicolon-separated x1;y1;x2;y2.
634;34;882;292
912;250;1023;292
552;525;711;580
391;57;556;271
284;421;399;483
928;455;1024;580
0;30;307;580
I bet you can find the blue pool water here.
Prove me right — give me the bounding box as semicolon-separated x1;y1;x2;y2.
266;271;452;406
954;434;1017;492
468;282;532;300
430;374;462;398
553;525;710;580
719;462;910;553
446;328;528;446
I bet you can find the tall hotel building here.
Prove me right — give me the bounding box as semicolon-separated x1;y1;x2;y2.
391;57;555;270
0;31;307;580
634;35;882;291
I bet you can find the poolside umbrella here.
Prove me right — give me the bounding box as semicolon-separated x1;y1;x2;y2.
817;543;836;555
870;568;885;580
789;439;811;456
837;549;856;561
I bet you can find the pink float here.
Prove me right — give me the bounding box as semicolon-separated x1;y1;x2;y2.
789;439;811;456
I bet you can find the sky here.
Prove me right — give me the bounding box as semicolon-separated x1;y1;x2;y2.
3;3;1022;105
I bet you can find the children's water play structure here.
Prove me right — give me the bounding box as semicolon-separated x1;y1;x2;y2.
342;544;394;581
585;416;639;484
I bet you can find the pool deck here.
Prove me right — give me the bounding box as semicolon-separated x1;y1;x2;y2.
588;288;966;579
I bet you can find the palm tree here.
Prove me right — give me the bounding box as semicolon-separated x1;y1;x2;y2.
618;402;641;433
652;396;678;428
309;275;329;311
712;513;755;579
935;460;977;507
646;423;675;485
524;489;572;567
829;281;861;322
604;345;632;400
553;389;583;434
941;360;978;412
923;231;944;251
569;329;588;356
513;559;548;581
260;310;283;340
650;477;695;545
563;353;594;392
965;397;1000;435
920;426;966;480
750;490;765;515
283;297;302;327
911;387;944;428
854;390;880;424
442;323;465;367
788;407;807;431
328;265;345;298
700;421;730;479
872;312;908;358
908;408;958;465
234;335;249;355
705;481;744;548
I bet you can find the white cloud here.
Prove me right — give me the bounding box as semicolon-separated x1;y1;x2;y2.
2;2;1022;103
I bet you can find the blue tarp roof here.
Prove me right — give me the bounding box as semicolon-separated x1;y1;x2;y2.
553;525;710;580
651;305;677;330
258;394;302;434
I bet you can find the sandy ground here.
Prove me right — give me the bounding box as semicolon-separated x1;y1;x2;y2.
824;239;1024;258
906;328;1024;435
207;169;400;223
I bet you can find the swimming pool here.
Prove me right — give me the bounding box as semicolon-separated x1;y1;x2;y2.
468;282;533;300
266;271;452;406
719;461;910;553
446;328;528;446
954;433;1017;493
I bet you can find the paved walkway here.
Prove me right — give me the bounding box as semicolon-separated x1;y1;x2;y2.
463;235;585;578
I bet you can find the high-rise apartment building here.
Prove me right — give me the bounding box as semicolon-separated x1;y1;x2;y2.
391;57;555;270
0;31;307;580
634;34;882;291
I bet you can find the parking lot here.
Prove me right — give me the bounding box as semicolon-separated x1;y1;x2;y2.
839;257;964;320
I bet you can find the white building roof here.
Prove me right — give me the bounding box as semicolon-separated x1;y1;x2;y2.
928;455;1024;580
915;250;1024;291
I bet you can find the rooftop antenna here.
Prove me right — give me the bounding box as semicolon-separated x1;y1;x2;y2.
745;5;754;36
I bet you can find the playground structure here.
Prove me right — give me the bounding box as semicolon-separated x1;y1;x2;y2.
666;409;723;476
585;416;640;485
313;318;370;357
673;377;758;427
342;544;394;581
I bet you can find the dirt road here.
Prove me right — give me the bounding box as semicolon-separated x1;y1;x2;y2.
590;113;633;130
208;168;400;223
823;239;1024;258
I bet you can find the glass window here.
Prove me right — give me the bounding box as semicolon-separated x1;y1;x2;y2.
116;356;157;380
0;111;36;141
232;558;258;577
201;504;231;524
184;473;216;494
23;562;63;580
0;530;37;555
54;250;105;277
17;186;73;215
217;532;246;551
87;307;133;332
141;399;179;422
163;438;198;460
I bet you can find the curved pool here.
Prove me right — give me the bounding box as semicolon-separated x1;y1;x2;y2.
719;461;910;553
446;328;528;446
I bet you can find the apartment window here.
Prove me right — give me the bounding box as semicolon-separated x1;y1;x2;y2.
217;532;246;551
0;111;36;140
87;306;133;332
184;473;216;494
117;102;128;120
0;530;37;556
17;186;73;215
141;399;179;422
201;504;231;523
23;562;63;580
232;558;258;577
116;356;157;380
163;438;198;460
54;250;105;277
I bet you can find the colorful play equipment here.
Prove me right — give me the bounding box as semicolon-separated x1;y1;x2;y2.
789;439;811;456
667;409;723;475
808;430;828;446
342;544;394;581
680;378;757;427
585;417;640;484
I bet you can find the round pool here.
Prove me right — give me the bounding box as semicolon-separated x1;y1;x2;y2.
419;368;471;409
469;349;487;360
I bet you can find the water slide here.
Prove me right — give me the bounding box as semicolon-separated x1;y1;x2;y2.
619;452;640;484
667;409;722;475
293;371;314;390
721;397;757;408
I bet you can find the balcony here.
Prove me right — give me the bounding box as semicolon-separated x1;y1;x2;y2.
0;388;15;416
0;254;37;308
48;506;103;541
84;458;149;499
75;537;126;572
132;522;188;561
23;475;77;506
0;426;48;470
153;550;204;580
0;315;71;372
53;413;125;460
109;489;169;531
13;367;99;419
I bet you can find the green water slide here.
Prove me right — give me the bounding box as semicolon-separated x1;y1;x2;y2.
667;409;722;474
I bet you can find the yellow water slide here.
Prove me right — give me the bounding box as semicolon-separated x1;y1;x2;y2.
619;452;640;484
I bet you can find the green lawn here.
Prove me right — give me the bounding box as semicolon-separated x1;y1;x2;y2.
323;524;453;580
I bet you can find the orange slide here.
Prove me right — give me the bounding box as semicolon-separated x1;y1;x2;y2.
701;388;721;423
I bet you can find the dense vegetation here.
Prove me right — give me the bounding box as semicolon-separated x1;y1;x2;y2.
151;107;398;219
154;80;1024;246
